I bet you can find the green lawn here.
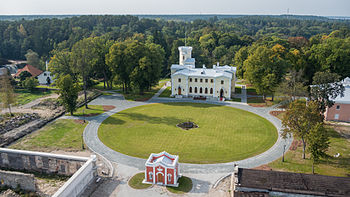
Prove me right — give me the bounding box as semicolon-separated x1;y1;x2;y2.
167;176;193;194
10;119;87;152
67;105;105;117
159;86;171;97
267;129;350;177
98;102;277;164
14;89;53;105
230;98;242;102
128;173;152;189
93;81;121;91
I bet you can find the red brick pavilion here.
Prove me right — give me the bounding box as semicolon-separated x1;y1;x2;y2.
143;151;180;187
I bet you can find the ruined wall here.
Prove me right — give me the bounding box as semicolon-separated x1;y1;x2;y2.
0;170;36;191
0;148;87;176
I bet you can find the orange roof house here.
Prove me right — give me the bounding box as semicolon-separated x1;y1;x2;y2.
15;65;43;78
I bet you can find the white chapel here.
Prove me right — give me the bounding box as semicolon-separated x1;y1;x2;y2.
171;46;236;100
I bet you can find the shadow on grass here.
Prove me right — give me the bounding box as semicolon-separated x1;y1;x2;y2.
162;102;219;108
103;116;126;126
167;176;193;194
118;112;183;125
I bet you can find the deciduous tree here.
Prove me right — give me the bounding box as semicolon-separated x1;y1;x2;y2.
0;73;16;116
56;74;80;116
282;100;323;159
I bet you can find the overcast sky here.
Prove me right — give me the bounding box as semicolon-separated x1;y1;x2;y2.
1;0;349;16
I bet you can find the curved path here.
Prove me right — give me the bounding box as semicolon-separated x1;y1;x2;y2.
84;93;293;174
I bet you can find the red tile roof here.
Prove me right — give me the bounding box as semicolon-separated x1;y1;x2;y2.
15;65;43;77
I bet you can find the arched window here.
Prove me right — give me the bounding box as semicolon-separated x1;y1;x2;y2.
168;174;172;182
189;87;192;93
195;87;197;93
149;172;153;180
200;87;203;94
210;88;213;94
205;88;208;94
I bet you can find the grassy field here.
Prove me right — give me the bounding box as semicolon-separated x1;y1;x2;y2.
14;89;53;105
67;105;105;116
159;86;171;97
10;119;87;152
268;128;350;177
128;173;152;189
230;98;242;102
123;79;169;101
98;102;277;164
167;176;193;194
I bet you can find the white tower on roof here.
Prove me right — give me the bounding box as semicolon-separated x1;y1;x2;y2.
178;46;192;66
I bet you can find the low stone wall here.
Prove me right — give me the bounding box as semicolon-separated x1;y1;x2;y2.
0;148;97;197
53;155;97;197
0;170;36;191
0;148;88;176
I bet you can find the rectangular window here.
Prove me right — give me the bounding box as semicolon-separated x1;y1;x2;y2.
211;79;214;83
336;105;340;110
178;78;181;83
221;80;224;84
205;79;208;83
200;79;203;83
335;114;339;120
195;78;197;82
190;78;192;82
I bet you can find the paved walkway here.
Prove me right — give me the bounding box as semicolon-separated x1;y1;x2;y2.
83;93;293;174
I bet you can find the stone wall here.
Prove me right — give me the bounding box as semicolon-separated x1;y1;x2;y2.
0;169;36;191
0;148;87;176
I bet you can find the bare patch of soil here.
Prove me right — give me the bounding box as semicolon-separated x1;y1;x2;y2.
289;140;303;151
254;164;272;171
74;119;86;125
103;105;115;111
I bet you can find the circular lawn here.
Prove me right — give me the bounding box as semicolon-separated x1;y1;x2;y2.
98;102;277;164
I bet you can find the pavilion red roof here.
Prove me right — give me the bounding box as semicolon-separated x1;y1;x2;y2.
15;65;43;77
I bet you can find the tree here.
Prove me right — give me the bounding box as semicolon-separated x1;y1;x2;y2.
18;71;32;83
71;37;98;109
276;69;307;101
234;46;249;79
0;72;16;115
310;71;345;113
49;49;76;81
23;77;38;92
56;75;80;115
25;49;41;69
282;100;323;159
307;123;330;174
244;46;287;100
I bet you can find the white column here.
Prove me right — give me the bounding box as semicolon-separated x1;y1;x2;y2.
165;167;167;185
153;167;155;184
213;78;216;98
228;79;231;100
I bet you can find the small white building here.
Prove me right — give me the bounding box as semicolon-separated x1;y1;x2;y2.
37;61;55;85
171;46;236;100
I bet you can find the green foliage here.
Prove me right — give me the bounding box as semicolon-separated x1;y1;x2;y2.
311;71;345;113
307;123;330;173
0;75;16;115
244;45;287;99
49;49;75;80
18;70;32;82
56;74;80;115
25;49;41;69
22;77;38;92
282;101;323;159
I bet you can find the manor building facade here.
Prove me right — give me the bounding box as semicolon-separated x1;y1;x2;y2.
171;46;236;100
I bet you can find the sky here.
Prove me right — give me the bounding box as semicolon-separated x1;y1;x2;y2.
1;0;350;17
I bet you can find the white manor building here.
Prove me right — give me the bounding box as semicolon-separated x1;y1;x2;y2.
171;46;236;100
